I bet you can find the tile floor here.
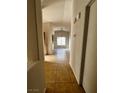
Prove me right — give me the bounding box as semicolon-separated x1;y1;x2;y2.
44;49;85;93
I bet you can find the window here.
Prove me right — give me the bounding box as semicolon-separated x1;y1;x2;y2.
57;37;66;46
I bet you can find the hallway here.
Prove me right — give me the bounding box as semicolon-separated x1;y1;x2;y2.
45;49;69;63
44;49;85;93
27;0;97;93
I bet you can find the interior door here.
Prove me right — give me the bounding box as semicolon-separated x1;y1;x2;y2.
82;1;97;93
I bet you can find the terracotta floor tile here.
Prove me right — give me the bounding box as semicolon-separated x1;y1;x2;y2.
56;71;71;83
45;71;56;83
44;49;85;93
54;83;72;93
44;62;57;71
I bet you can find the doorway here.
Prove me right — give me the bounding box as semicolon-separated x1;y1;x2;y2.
79;0;97;87
57;37;66;46
54;31;69;49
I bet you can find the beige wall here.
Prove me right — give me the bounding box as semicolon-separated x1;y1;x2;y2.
83;1;97;93
27;0;45;93
42;0;72;25
43;22;54;54
27;62;45;93
70;0;97;93
27;0;39;61
35;0;44;61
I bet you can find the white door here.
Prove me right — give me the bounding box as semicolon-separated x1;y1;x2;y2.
83;1;97;93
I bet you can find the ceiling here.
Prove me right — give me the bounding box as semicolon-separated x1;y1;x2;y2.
42;0;72;30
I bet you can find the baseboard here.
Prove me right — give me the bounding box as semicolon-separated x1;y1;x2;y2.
69;63;79;84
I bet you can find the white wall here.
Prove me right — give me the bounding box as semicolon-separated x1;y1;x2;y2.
70;1;97;93
83;1;97;93
70;0;91;84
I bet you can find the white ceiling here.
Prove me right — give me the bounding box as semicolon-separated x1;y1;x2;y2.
42;0;72;30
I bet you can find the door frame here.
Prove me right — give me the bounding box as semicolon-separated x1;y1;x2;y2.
79;0;96;86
